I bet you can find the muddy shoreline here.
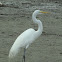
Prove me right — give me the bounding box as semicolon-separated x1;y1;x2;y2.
0;0;62;62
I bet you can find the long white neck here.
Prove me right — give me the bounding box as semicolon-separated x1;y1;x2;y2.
32;13;43;36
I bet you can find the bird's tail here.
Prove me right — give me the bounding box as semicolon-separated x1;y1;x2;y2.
9;46;21;59
9;49;19;58
8;48;20;62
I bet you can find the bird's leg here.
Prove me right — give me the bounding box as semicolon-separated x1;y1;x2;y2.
22;48;26;62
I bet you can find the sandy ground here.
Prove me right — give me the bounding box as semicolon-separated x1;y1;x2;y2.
0;0;62;62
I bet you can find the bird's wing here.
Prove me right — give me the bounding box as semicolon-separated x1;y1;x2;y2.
9;28;35;58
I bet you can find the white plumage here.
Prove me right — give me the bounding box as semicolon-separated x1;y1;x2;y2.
9;28;35;58
9;10;49;59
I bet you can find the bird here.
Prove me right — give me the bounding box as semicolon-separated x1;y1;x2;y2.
9;10;49;62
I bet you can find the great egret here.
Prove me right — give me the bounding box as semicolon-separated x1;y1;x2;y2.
9;10;49;62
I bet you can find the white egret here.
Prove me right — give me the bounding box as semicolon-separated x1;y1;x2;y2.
9;10;49;62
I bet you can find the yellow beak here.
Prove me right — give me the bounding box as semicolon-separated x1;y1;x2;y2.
40;11;50;13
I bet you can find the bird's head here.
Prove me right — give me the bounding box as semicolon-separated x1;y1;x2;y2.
33;10;50;17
